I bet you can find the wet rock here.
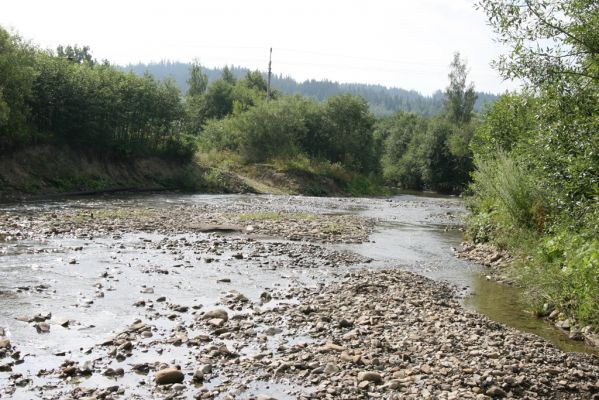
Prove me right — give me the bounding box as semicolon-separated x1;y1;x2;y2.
155;367;184;385
569;328;584;341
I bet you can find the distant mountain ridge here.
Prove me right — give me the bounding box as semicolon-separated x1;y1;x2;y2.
121;61;498;117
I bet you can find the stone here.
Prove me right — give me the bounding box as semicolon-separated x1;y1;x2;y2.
0;339;10;349
338;319;353;328
207;318;225;327
555;318;572;329
155;367;184;385
358;371;382;384
321;342;345;352
192;370;204;383
35;322;50;333
202;309;229;322
486;386;507;398
323;363;339;375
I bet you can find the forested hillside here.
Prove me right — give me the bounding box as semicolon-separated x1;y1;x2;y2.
121;61;497;116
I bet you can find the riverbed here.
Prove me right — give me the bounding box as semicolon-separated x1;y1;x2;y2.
0;194;597;399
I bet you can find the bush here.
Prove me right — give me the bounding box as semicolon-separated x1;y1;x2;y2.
519;232;599;326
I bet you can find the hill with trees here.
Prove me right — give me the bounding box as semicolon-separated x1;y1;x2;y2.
120;61;497;116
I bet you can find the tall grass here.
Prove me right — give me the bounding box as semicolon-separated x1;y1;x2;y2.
471;152;543;230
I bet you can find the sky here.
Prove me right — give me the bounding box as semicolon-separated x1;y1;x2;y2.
0;0;517;95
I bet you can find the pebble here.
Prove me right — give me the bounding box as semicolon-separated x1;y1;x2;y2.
155;367;184;385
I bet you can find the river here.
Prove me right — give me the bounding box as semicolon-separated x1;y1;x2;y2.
0;193;596;399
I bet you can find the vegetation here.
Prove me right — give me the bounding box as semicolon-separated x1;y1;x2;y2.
0;26;194;159
377;53;477;193
122;61;498;117
468;0;598;327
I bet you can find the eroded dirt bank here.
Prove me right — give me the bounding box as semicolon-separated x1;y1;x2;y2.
0;195;598;400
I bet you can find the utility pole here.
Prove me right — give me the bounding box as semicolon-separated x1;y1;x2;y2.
267;47;272;101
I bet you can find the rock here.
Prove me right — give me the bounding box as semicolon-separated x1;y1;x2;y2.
260;292;272;303
199;364;213;374
201;308;229;322
555;318;572;329
323;363;339;375
338;319;353;328
358;371;382;384
15;315;33;323
207;318;225;327
0;339;10;349
34;322;50;333
192;370;204;383
321;342;345;352
486;386;507;397
264;327;282;336
569;328;584;341
155;367;184;385
172;383;186;391
256;396;277;400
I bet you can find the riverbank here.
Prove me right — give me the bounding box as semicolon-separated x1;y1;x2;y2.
0;146;386;202
0;146;259;202
1;195;598;399
457;241;599;349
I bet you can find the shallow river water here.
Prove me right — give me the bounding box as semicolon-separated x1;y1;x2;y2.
0;193;595;399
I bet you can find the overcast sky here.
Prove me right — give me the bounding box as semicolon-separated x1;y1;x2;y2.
1;0;517;95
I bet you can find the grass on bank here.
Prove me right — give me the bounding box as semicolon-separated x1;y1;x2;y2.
198;150;388;197
466;153;599;329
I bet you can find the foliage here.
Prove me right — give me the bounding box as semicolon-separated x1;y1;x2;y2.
378;54;479;194
471;152;543;230
445;52;477;125
0;26;194;160
122;61;498;117
0;27;36;151
521;232;599;326
470;0;599;326
320;94;376;172
476;0;598;90
187;60;208;97
56;44;94;65
198;94;376;172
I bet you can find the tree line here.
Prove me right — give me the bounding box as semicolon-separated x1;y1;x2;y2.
1;23;483;195
122;61;497;117
0;28;193;159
